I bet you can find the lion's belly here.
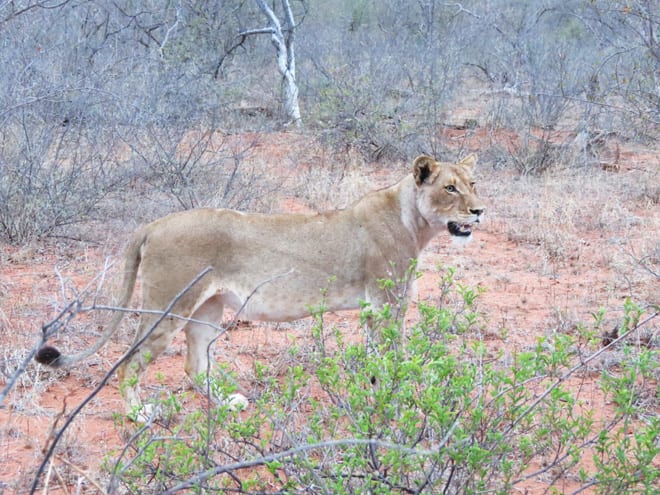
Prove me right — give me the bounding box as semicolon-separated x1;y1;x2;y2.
221;282;366;322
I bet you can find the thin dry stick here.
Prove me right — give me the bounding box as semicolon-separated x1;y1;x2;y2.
51;462;71;495
42;458;54;495
106;420;153;492
29;267;214;495
56;455;109;495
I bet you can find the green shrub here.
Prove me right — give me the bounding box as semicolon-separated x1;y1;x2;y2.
103;267;658;494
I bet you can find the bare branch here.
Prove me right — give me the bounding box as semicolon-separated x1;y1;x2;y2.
158;0;182;58
160;436;460;494
237;26;274;36
243;0;302;126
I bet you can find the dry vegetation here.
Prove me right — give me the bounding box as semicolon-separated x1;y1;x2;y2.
1;0;658;494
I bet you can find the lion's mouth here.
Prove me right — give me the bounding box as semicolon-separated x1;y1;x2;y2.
447;221;473;237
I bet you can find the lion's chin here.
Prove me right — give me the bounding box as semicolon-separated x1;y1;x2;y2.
447;221;475;247
447;221;473;237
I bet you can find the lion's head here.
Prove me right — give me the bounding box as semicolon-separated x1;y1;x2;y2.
412;153;485;240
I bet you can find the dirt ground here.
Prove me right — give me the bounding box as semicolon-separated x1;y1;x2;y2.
0;131;658;494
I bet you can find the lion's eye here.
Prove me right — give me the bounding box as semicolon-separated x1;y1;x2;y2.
445;185;458;193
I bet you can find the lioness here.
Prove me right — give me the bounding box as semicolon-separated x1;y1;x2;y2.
36;154;484;416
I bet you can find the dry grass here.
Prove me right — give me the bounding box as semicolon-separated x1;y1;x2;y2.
485;163;658;270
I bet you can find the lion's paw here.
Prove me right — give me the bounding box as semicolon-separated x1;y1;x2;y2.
127;403;161;423
222;393;249;411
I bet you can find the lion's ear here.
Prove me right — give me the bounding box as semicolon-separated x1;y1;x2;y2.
413;155;437;186
457;153;478;172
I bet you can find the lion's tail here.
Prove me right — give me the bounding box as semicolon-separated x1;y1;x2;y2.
35;226;148;368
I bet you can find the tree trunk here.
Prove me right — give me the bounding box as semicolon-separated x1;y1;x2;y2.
253;0;302;127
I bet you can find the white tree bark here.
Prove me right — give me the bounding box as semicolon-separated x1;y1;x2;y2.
242;0;302;127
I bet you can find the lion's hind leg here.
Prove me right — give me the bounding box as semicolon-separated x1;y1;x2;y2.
184;295;248;411
117;313;181;421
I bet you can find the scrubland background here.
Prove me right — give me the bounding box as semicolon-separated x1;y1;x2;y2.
0;0;657;241
0;1;658;494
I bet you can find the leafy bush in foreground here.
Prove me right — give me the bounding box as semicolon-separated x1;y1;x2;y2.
103;267;657;494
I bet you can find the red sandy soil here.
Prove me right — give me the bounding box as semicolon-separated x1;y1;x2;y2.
0;133;657;494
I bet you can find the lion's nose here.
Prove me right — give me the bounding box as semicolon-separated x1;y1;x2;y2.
470;208;484;217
